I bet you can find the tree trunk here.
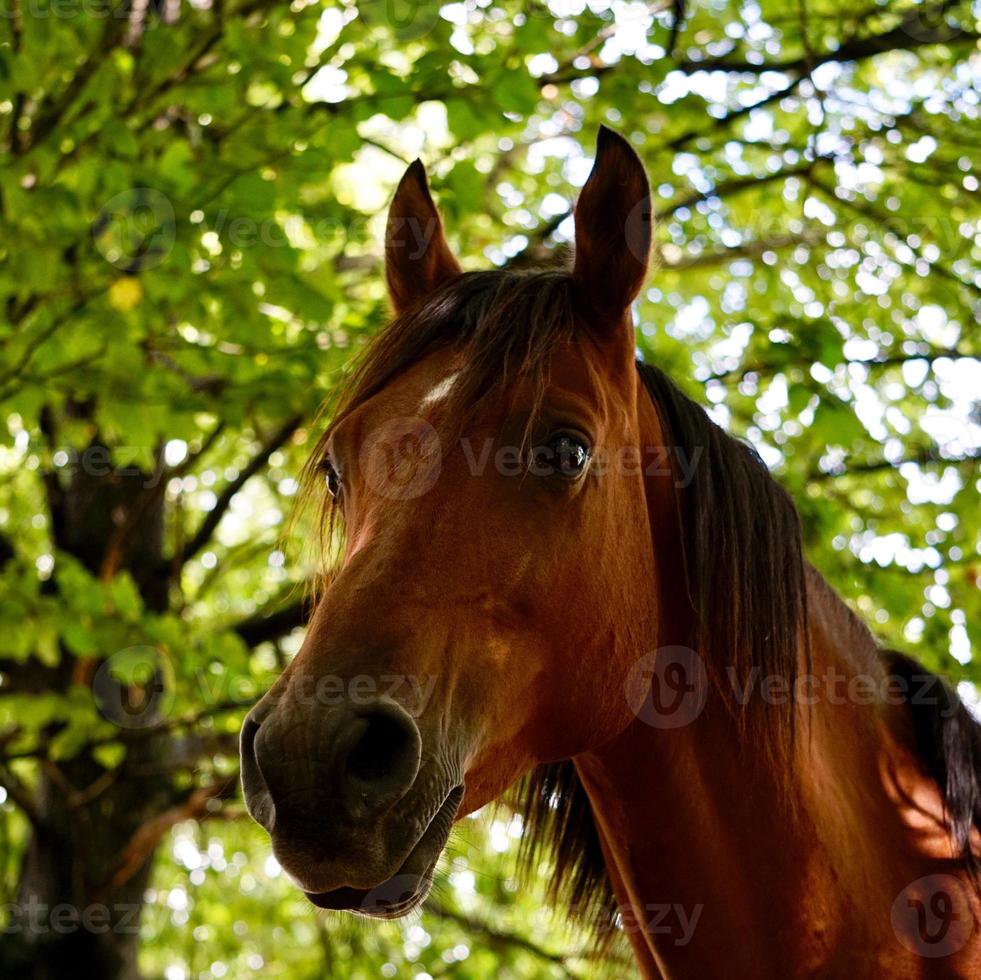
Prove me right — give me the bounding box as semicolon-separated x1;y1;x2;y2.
3;759;163;980
2;428;181;980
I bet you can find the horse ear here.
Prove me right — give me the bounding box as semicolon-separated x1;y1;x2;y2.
572;126;652;325
385;159;461;315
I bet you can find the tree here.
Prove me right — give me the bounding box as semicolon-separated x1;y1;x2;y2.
0;0;977;976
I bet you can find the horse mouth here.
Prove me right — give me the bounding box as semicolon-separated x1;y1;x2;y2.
305;785;464;918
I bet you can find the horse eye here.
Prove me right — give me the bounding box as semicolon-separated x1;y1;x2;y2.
322;459;341;498
537;433;591;478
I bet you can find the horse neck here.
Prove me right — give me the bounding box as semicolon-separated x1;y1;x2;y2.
572;394;973;978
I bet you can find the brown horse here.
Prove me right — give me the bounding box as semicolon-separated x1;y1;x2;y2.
241;128;981;978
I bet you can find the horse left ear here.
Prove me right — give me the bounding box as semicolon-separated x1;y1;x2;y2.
572;126;652;325
385;159;461;315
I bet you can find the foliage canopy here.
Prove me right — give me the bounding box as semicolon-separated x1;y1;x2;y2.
0;0;978;976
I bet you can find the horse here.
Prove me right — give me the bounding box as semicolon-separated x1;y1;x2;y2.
240;127;981;977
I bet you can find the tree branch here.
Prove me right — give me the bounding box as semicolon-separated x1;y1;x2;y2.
661;230;822;270
233;596;311;647
424;897;587;977
175;415;302;566
666;0;687;58
1;699;252;764
18;5;129;155
99;779;236;900
810;176;981;300
680;1;978;75
654;158;826;219
100;420;227;580
663;74;805;151
706;345;974;384
809;447;981;482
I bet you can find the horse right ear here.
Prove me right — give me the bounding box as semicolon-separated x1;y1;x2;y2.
572;126;652;326
385;160;461;315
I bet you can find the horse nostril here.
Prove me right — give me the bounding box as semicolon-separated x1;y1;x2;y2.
348;712;409;781
343;704;421;815
240;714;274;831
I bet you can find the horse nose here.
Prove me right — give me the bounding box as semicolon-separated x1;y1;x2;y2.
240;711;274;830
240;699;422;830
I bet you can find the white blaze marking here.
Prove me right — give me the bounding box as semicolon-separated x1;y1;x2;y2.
420;371;460;408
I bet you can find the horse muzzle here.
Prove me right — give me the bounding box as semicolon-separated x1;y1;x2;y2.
240;691;462;913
